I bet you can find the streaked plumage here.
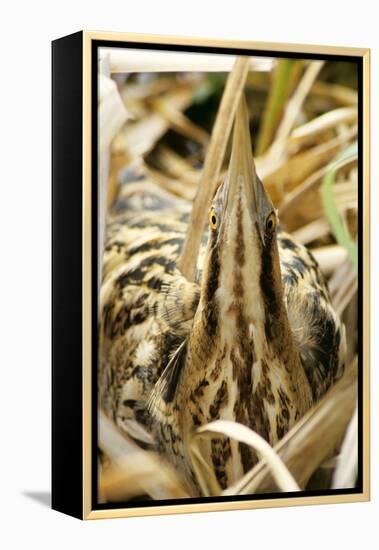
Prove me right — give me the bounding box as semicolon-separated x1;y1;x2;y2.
99;101;345;493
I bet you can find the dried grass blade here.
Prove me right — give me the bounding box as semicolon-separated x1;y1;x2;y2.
122;86;193;159
98;411;190;501
288;107;357;148
151;98;210;146
311;245;348;277
178;57;250;280
310;81;358;106
98;74;130;154
329;260;357;315
265;126;357;199
145;165;196;201
106;48;273;73
328;256;354;297
149;145;200;187
189;444;222;498
279;166;326;221
332;405;358;488
192;421;300;494
291;218;330;245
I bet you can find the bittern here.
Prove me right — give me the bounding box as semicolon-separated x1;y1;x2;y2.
99;97;345;493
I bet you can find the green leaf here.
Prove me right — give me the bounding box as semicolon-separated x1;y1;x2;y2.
321;141;358;272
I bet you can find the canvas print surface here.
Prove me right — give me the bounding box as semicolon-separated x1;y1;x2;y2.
97;46;359;506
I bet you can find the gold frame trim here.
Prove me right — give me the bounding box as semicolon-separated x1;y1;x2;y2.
82;31;370;520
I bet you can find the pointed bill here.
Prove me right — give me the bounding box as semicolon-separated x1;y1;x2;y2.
226;93;275;239
226;94;257;210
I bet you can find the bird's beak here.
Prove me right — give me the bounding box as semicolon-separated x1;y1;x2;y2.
225;94;257;222
225;94;274;242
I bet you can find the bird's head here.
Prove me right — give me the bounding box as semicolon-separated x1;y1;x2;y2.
196;96;284;359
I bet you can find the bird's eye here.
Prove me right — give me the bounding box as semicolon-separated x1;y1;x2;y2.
209;209;218;230
265;212;277;234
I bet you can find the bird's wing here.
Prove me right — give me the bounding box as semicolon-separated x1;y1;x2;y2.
285;285;346;400
279;232;346;400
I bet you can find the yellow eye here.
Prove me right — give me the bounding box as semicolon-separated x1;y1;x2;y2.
209;209;218;230
265;212;277;234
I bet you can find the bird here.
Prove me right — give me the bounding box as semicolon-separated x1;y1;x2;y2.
99;95;346;494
